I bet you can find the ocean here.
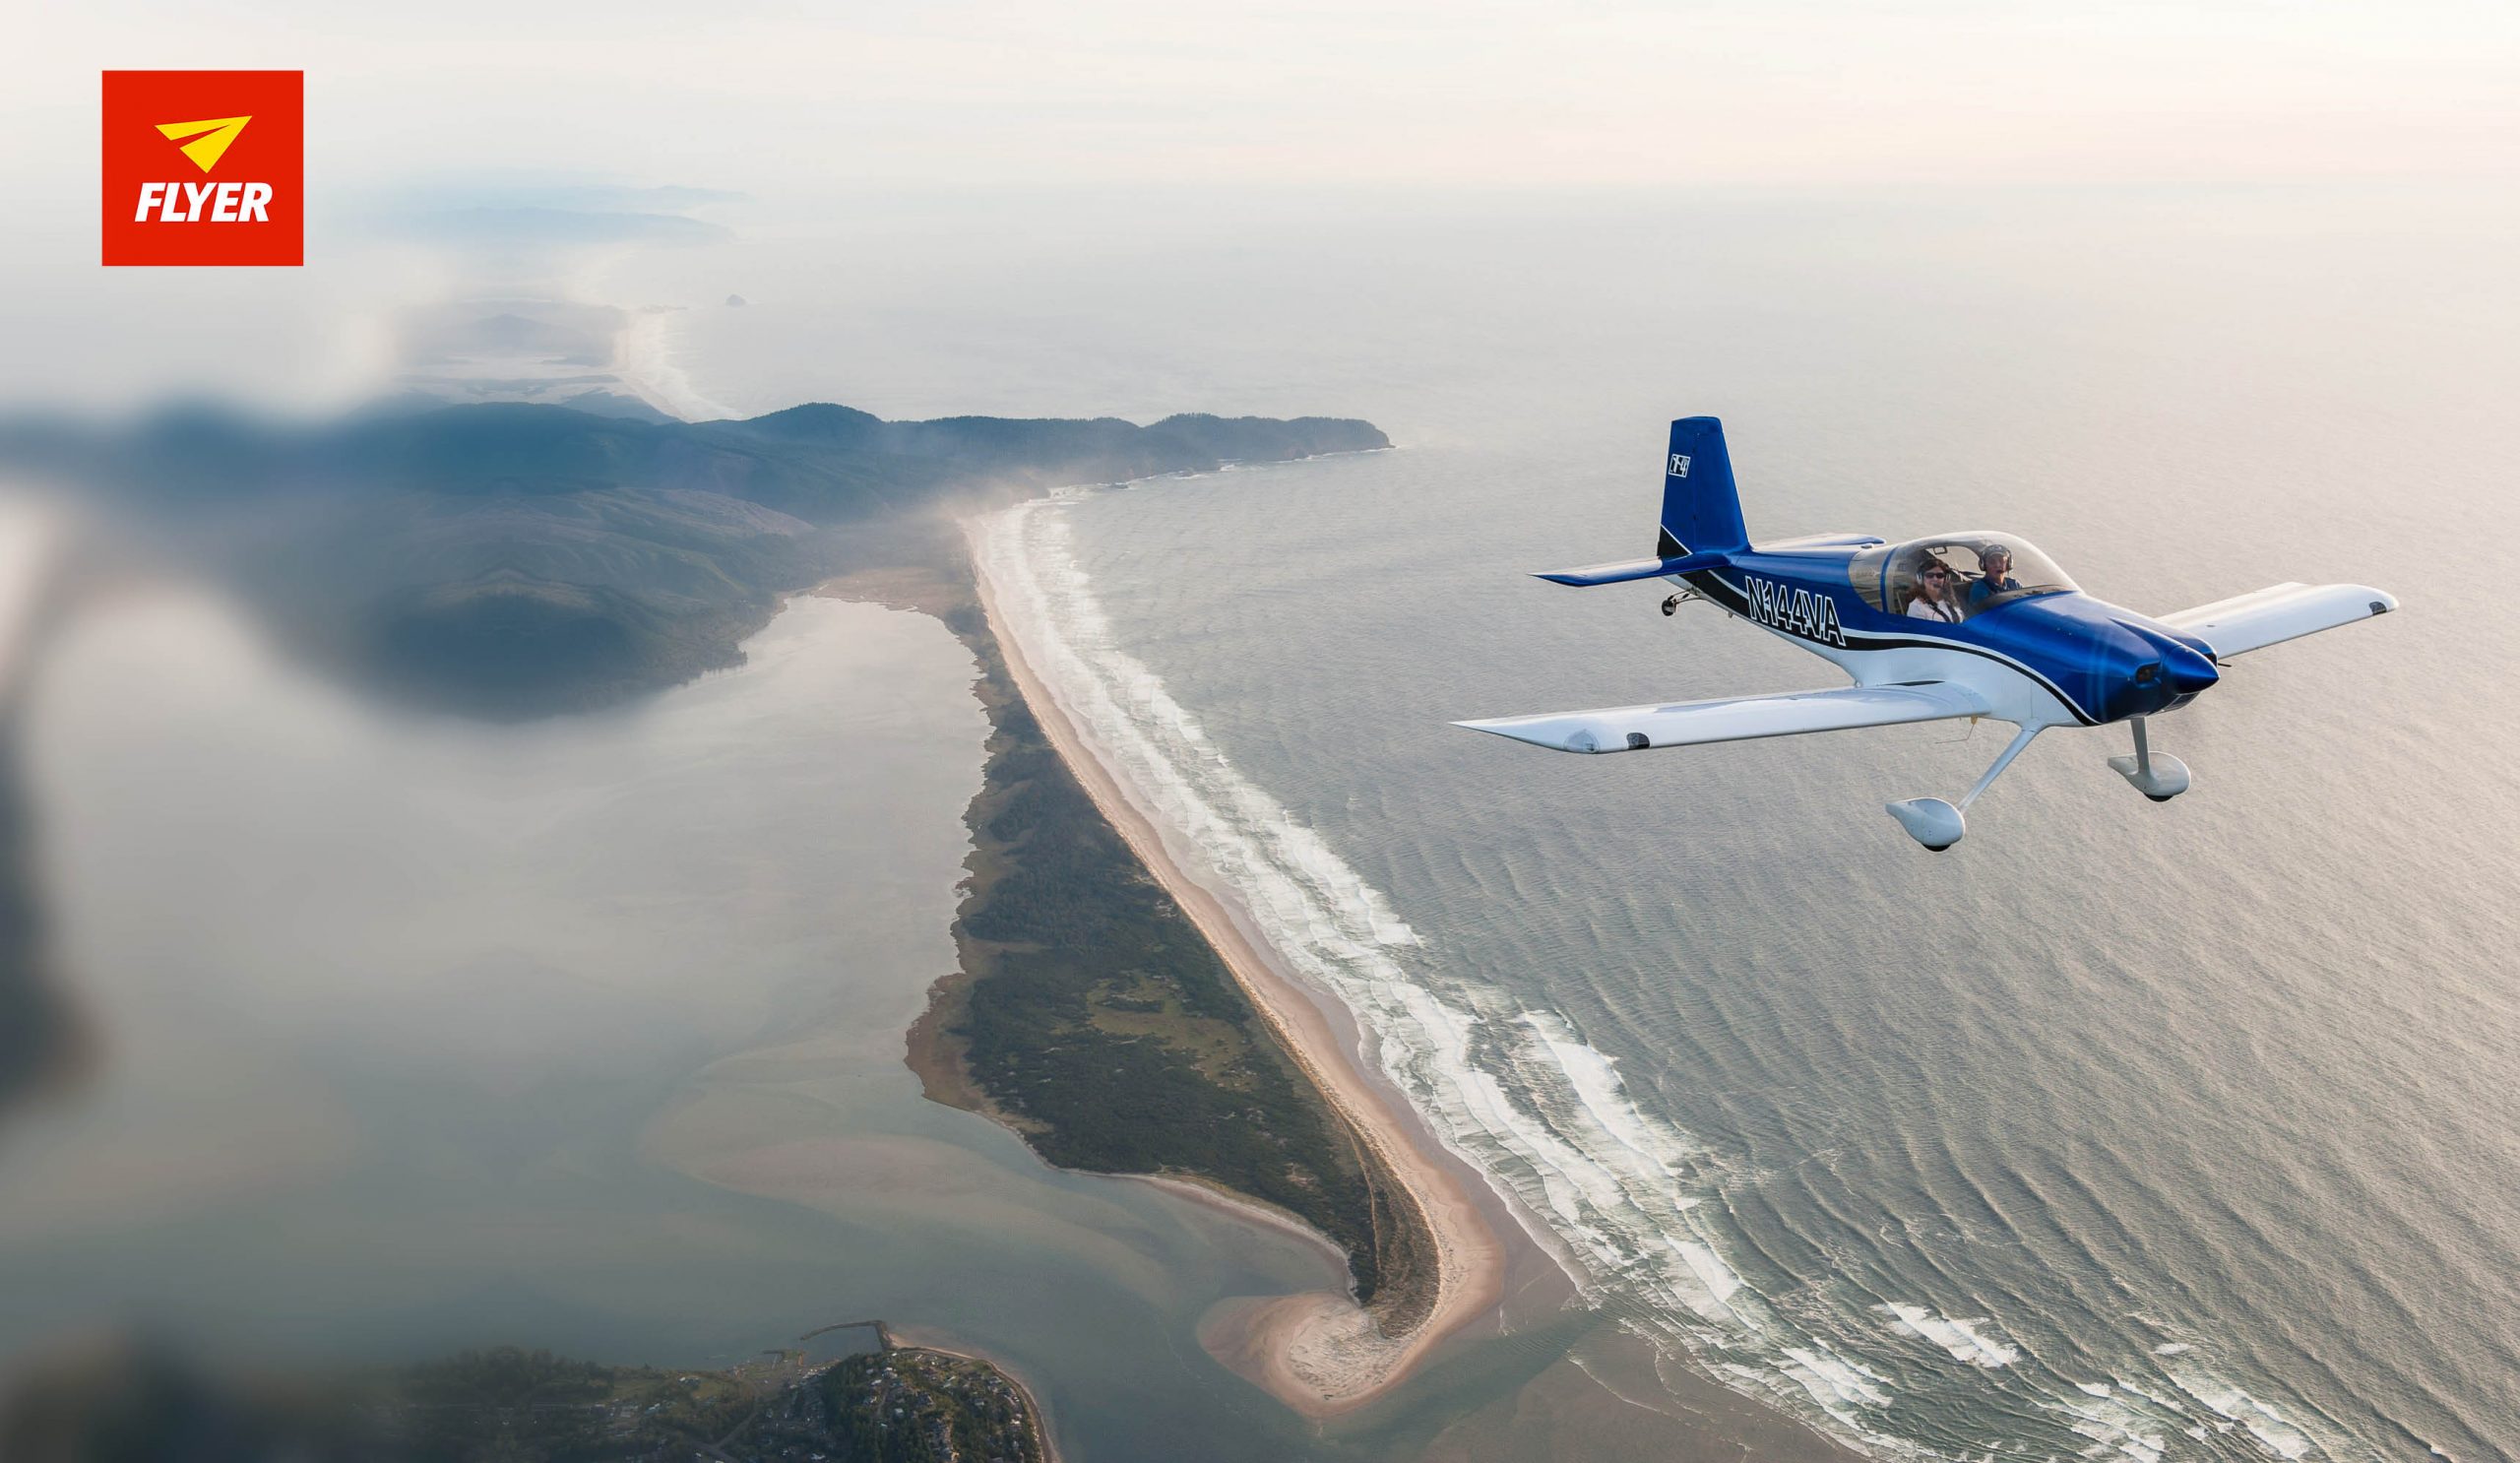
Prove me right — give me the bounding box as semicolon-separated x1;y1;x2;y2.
648;182;2520;1459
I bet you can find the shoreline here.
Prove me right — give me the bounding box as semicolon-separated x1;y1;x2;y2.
1115;1171;1354;1268
963;513;1511;1419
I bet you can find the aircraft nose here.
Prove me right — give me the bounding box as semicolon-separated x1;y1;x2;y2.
2129;638;2219;698
2120;623;2220;703
2164;647;2220;696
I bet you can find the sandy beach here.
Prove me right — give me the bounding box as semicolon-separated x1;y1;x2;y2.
967;518;1510;1419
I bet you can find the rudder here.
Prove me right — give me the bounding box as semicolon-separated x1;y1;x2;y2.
1658;416;1748;557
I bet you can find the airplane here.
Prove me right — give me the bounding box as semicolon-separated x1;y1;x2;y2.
1455;417;2398;851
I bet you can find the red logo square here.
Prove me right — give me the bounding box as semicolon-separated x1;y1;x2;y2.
101;70;303;267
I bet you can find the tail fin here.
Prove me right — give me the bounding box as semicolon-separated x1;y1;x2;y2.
1658;417;1748;557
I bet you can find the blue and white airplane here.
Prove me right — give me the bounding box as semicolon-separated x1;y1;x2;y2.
1458;417;2398;850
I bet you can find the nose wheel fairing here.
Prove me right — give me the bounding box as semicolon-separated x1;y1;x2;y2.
2108;716;2190;801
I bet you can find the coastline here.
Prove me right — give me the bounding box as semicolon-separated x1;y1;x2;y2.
867;556;1392;1295
961;513;1510;1419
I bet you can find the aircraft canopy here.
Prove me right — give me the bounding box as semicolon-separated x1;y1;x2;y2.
1852;533;2076;622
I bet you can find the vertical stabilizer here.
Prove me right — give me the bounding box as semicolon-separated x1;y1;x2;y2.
1658;416;1749;556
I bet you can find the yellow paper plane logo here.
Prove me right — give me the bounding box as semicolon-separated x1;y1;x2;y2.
154;115;252;173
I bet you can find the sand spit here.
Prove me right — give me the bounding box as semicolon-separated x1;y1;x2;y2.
967;518;1507;1418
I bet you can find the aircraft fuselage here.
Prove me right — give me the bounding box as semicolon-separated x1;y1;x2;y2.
1677;535;2221;731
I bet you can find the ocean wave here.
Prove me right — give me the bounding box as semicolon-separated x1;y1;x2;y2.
1878;1304;2020;1368
2166;1367;2315;1460
975;496;2355;1463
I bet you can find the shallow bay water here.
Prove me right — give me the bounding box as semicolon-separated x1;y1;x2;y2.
0;582;1363;1460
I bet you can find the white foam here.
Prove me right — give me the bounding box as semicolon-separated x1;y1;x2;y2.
2045;1387;2173;1463
1522;1012;1682;1179
2165;1366;2314;1459
1671;1239;1744;1305
1782;1345;1892;1412
1878;1303;2021;1368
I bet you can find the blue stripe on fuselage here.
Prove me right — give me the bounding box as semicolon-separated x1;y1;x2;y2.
1682;546;2215;726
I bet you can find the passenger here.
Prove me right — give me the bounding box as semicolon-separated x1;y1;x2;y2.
1906;560;1962;623
1965;544;2021;610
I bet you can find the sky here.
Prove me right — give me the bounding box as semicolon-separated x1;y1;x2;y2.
2;1;2514;410
9;0;2517;199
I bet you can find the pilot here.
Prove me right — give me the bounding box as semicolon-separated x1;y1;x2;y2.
1906;560;1962;623
1965;544;2020;609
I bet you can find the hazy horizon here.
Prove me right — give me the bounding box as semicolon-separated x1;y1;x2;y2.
17;2;2518;193
8;1;2517;411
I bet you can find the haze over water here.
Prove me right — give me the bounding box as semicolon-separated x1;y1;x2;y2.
655;183;2519;1459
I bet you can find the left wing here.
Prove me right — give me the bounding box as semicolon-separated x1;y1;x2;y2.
1456;681;1989;754
1534;549;1730;587
2159;582;2398;659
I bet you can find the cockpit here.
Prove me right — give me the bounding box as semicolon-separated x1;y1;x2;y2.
1850;534;2077;623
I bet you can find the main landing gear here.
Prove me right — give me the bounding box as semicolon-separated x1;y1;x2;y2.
1885;723;2042;853
1885;717;2193;851
2108;716;2190;802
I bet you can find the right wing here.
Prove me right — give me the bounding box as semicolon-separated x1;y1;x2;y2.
1455;681;1989;754
2158;582;2398;659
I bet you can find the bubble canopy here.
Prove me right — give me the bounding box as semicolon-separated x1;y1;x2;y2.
1851;534;2077;620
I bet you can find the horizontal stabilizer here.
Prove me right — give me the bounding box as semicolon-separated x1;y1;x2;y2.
1455;681;1989;754
1535;549;1730;587
2159;582;2398;659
